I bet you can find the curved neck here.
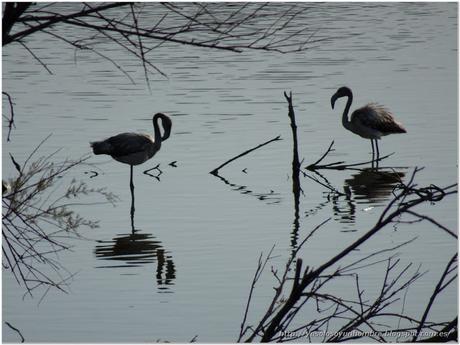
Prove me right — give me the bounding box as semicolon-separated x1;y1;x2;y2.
153;116;163;145
342;92;353;129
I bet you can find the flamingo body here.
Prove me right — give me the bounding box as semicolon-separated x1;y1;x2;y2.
90;113;172;166
92;133;158;165
348;103;406;139
331;86;406;161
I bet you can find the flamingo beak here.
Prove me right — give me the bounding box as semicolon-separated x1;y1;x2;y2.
330;93;338;109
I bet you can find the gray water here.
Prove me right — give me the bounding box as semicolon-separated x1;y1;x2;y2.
2;2;457;343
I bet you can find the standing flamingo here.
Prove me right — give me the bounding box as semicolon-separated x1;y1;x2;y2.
90;113;172;223
330;86;406;162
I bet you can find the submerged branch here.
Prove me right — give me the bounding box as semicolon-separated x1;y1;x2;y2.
306;140;395;170
283;91;303;250
210;135;281;176
284;91;301;174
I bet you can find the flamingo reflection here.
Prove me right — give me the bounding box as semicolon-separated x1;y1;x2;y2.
330;168;406;229
345;168;406;205
95;230;176;291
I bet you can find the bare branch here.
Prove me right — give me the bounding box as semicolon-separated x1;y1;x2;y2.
4;3;131;46
306;140;395;171
241;169;457;342
2;91;16;141
405;210;457;239
412;253;458;341
17;40;53;74
4;321;25;343
210;136;281;176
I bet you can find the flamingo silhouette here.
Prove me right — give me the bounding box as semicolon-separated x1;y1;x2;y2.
331;86;406;161
90;113;172;225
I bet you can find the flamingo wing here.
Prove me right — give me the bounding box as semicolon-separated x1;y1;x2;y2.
106;133;154;157
351;103;406;134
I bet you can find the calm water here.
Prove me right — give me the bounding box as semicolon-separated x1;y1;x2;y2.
2;3;457;342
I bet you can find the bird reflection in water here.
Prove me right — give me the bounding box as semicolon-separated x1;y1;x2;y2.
331;187;356;229
94;230;176;292
331;168;406;229
345;168;406;205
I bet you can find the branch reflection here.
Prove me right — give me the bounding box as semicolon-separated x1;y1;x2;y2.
213;173;282;205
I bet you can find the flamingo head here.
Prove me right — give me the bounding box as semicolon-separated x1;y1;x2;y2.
331;86;352;109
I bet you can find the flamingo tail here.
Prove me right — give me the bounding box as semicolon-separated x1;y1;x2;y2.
90;140;112;155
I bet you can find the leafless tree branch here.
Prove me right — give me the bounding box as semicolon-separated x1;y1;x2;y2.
239;168;457;342
210;136;281;176
2;91;16;142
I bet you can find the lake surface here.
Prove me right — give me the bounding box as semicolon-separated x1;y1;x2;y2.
2;2;457;342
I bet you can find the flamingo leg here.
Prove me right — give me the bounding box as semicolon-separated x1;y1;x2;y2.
370;139;375;161
130;165;135;230
375;139;380;161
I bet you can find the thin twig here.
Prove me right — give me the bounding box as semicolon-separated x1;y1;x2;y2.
306;140;394;170
306;140;334;169
2;91;16;141
405;210;457;239
210;136;281;175
17;40;53;74
412;253;458;341
4;322;25;343
239;245;276;341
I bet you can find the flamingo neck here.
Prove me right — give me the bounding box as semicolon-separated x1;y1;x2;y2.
153;116;162;147
342;93;353;130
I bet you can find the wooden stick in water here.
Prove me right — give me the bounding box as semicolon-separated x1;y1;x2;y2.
210;135;282;176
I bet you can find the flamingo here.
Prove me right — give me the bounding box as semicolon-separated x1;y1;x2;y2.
330;86;406;162
90;113;172;217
